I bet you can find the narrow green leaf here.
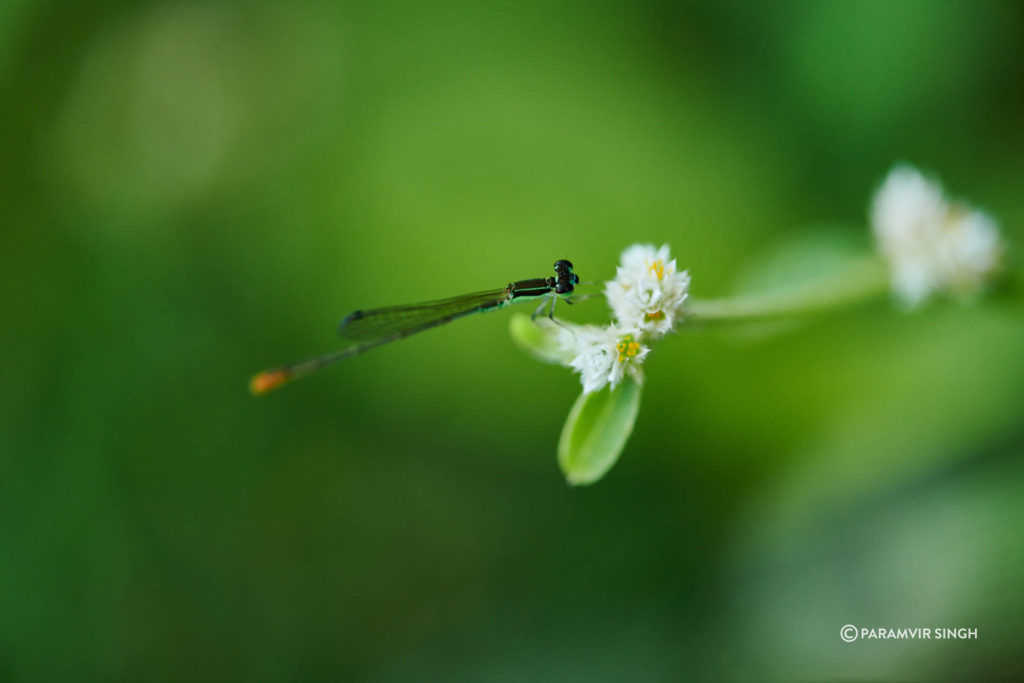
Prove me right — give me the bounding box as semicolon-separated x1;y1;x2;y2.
687;226;887;327
732;224;869;298
508;313;572;365
558;379;642;486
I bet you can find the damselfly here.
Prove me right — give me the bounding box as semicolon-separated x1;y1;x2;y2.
250;259;581;394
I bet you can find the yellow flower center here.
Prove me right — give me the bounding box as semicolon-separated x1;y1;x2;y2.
647;259;665;280
645;311;665;321
616;335;640;363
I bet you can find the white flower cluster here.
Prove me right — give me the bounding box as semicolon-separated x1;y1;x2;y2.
561;244;689;394
605;244;691;338
872;165;1003;307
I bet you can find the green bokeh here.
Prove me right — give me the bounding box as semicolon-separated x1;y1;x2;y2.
3;1;1023;680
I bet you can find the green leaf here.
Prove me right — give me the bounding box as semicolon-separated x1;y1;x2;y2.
508;313;572;365
687;225;887;326
732;224;869;298
558;379;642;486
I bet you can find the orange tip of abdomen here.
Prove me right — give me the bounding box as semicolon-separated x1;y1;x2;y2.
250;369;289;395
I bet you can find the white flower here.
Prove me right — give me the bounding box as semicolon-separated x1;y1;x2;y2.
562;324;650;394
871;165;1003;306
605;244;690;337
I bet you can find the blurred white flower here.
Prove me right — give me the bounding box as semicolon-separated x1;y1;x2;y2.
605;244;690;337
562;324;650;394
871;165;1003;306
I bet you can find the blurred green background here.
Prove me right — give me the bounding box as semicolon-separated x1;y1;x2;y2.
3;0;1023;680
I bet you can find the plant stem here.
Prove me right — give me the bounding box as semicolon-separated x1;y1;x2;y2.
685;256;889;323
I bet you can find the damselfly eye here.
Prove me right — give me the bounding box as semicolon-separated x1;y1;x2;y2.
555;282;572;294
554;259;573;272
573;274;580;284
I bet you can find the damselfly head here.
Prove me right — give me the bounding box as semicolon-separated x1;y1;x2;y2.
554;259;578;294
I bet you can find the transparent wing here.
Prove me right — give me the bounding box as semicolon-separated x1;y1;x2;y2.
337;288;509;341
